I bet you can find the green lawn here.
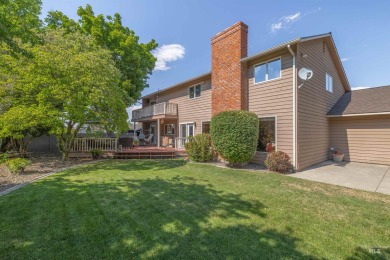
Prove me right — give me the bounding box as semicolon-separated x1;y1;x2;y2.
0;160;389;259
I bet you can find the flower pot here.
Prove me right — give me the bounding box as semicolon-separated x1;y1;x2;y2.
332;153;344;163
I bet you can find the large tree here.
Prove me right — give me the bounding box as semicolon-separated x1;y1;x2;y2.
0;30;129;160
0;0;42;55
45;4;158;104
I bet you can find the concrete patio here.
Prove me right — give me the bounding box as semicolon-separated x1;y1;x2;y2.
292;161;390;195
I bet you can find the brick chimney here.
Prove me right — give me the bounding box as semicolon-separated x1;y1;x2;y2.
211;22;248;115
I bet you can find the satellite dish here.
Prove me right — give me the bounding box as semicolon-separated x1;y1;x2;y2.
298;68;313;81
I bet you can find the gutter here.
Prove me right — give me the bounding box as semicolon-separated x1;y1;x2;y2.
287;44;297;169
327;111;390;117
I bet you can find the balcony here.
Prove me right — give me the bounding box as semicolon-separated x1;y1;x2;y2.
132;102;178;122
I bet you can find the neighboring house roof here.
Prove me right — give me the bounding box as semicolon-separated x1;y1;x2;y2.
142;32;350;99
141;72;211;99
327;86;390;117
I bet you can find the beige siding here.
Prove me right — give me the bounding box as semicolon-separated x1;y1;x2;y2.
248;51;294;160
297;39;347;170
149;77;212;136
330;115;390;165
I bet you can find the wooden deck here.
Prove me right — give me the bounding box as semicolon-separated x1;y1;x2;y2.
114;146;177;159
70;145;186;159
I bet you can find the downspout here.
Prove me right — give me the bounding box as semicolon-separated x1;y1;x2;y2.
287;44;297;170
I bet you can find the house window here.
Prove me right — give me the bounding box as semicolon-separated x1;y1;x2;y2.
257;117;276;152
164;124;175;135
326;73;333;93
202;122;210;134
150;101;156;105
254;58;281;83
189;85;201;99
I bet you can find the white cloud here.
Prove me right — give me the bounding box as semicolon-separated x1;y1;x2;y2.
341;57;350;62
304;7;322;16
152;44;185;71
271;12;301;32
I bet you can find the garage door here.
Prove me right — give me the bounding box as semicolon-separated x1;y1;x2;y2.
330;115;390;165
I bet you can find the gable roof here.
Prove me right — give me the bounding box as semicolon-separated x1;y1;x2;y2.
142;32;350;99
327;86;390;117
241;33;350;91
141;72;211;99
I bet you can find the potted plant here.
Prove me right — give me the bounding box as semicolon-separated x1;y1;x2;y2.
91;149;103;160
332;150;344;163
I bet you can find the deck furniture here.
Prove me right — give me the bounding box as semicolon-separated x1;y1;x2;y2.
144;134;154;144
118;137;134;150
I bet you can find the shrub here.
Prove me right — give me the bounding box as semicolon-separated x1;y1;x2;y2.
91;149;103;159
265;151;294;174
185;134;213;162
0;151;9;164
210;110;259;165
6;158;32;174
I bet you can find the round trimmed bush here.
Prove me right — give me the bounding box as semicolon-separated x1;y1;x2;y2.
210;110;259;165
264;151;294;174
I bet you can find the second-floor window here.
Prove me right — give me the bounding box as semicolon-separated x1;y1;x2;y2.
254;58;281;83
189;85;201;99
326;73;333;93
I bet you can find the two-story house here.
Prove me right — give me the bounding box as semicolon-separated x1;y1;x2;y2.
132;22;390;171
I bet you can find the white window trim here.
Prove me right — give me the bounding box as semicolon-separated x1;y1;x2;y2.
258;115;278;153
254;57;282;85
188;84;202;100
179;122;196;138
326;73;333;93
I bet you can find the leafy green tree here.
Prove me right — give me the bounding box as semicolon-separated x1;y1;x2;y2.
0;0;42;55
45;4;158;104
0;105;55;157
0;30;129;160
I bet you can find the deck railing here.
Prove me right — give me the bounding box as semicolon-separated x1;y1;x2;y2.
132;102;178;121
175;137;191;149
72;138;118;152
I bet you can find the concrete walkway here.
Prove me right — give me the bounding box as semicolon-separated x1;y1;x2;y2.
292;161;390;195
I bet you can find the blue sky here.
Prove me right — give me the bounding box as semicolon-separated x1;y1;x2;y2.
41;0;390;105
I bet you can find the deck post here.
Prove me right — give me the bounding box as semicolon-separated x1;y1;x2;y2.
157;119;160;148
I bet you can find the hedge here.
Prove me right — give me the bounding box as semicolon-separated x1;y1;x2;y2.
210;110;259;165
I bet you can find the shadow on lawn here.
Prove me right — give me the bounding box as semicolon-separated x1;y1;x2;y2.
60;159;188;176
0;161;318;259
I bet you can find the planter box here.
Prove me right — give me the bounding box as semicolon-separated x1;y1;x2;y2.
332;154;344;163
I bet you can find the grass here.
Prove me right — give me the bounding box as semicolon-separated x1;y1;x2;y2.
0;159;389;259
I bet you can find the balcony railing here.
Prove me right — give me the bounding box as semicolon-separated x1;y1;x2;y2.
132;102;178;121
72;138;118;152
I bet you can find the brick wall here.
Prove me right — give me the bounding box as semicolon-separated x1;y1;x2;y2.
211;22;248;115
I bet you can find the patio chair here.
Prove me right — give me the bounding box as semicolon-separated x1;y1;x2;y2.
161;136;174;148
118;137;134;150
144;134;154;145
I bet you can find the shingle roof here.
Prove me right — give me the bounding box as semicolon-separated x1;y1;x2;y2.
327;86;390;116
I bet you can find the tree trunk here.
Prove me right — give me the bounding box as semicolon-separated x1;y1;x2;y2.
11;138;32;158
58;122;82;161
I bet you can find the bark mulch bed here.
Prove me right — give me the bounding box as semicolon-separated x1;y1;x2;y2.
0;155;93;193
